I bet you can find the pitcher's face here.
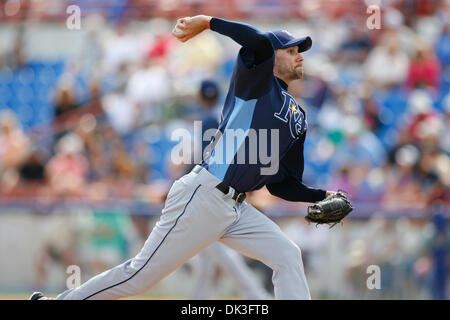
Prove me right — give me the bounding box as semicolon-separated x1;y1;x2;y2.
273;46;304;81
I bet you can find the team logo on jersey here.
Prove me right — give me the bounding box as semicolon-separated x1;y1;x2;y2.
274;91;307;138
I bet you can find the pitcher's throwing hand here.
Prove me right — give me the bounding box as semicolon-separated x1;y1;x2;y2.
172;15;212;42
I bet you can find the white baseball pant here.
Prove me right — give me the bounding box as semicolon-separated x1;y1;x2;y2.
55;166;311;299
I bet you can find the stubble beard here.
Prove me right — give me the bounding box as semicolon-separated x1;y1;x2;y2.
276;65;303;82
293;67;303;80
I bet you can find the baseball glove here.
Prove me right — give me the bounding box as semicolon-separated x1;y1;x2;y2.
305;190;353;228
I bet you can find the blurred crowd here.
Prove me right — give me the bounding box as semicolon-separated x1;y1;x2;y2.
0;0;449;299
0;1;448;215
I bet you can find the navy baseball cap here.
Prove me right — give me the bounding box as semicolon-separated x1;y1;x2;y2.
268;30;312;52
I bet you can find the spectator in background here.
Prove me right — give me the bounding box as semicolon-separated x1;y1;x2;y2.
128;28;175;119
364;31;410;89
2;26;26;70
168;28;225;91
33;210;86;290
406;39;441;92
46;133;88;198
338;24;372;64
415;149;441;190
130;141;152;184
86;149;108;182
435;22;450;70
0;110;30;187
85;79;104;114
382;7;417;55
102;85;138;135
125;42;172;125
405;89;443;144
80;124;122;183
329;166;356;197
102;22;144;75
73;113;109;183
111;144;136;182
54;85;79;118
19;150;46;183
53;85;81;149
197;79;222;150
360;85;383;133
79;19;105;78
83;209;134;277
382;143;427;210
439;95;450;154
0;49;5;70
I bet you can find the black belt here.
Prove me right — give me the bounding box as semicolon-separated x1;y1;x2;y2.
192;166;246;203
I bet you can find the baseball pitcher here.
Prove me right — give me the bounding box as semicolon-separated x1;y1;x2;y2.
30;15;352;300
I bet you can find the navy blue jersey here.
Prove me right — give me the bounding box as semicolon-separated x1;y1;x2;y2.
201;106;221;151
202;48;307;191
200;17;326;202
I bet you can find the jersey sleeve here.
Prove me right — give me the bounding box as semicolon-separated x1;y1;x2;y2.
266;176;327;203
265;136;327;203
232;49;275;99
210;17;273;65
210;17;275;99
